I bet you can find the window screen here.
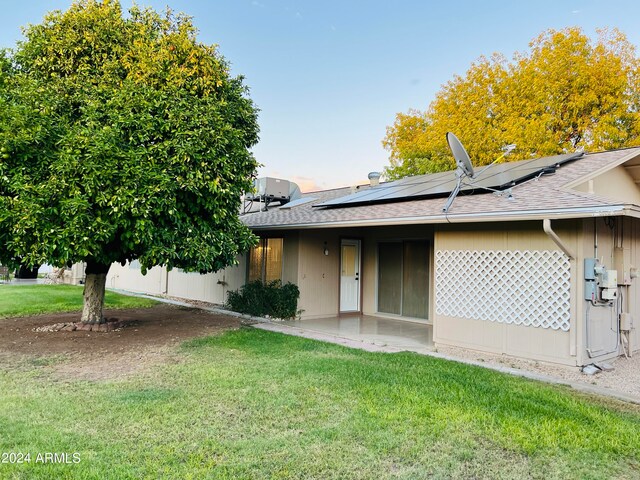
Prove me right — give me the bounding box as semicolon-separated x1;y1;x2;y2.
249;238;283;283
378;240;429;319
265;238;283;283
402;241;429;319
378;243;402;315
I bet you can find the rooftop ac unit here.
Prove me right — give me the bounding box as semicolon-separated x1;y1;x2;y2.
244;177;301;213
248;177;291;201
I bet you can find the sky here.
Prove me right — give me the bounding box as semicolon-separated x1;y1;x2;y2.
2;1;640;192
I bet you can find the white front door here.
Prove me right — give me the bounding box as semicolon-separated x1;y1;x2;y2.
340;239;361;312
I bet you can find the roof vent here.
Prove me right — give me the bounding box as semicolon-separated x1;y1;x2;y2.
368;171;382;187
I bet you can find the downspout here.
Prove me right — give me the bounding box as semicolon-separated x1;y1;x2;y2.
543;219;575;260
544;219;579;361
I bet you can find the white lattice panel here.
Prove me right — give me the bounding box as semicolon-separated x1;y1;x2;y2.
435;250;571;331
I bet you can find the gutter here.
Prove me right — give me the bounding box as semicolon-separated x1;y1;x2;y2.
246;205;627;231
543;219;575;259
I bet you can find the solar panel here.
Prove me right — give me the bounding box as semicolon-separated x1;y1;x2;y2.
314;152;583;208
279;197;318;209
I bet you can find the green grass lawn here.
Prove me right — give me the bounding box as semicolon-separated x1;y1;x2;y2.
0;328;639;479
0;284;157;318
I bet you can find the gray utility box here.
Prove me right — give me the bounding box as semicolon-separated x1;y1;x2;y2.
584;257;598;301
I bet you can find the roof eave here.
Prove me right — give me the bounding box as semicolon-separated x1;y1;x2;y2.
247;205;634;230
562;149;640;189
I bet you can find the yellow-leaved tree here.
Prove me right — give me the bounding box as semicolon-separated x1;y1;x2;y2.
383;28;640;179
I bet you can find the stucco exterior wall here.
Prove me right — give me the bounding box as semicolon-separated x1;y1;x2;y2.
625;218;640;355
106;256;246;305
579;216;640;362
573;166;640;204
296;230;341;319
166;263;245;304
432;220;581;366
107;263;166;294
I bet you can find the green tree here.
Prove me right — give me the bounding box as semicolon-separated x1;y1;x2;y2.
0;1;259;323
383;28;640;179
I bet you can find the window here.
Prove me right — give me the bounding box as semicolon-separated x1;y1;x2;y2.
248;238;283;283
378;240;429;319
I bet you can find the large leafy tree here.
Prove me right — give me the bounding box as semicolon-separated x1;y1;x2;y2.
0;1;259;323
383;28;640;179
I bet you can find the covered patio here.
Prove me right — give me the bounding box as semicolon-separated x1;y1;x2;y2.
279;315;433;351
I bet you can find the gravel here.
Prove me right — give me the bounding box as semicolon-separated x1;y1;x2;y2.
435;344;640;399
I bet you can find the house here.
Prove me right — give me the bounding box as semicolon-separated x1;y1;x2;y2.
107;146;640;367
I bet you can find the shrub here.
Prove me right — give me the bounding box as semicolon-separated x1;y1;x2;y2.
226;280;300;319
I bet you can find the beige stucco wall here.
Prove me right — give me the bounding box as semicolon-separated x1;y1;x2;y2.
432;220;581;366
579;216;640;362
624;218;640;355
296;230;341;318
107;263;166;297
573;165;640;204
106;256;246;305
166;263;245;304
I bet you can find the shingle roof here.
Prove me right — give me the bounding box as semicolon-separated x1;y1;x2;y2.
241;148;640;230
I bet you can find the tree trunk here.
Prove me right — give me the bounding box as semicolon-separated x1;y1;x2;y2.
81;261;111;324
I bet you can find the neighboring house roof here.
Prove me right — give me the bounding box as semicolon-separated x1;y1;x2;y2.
241;147;640;230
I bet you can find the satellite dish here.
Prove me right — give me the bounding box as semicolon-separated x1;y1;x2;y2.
443;133;519;214
443;132;476;213
446;132;474;178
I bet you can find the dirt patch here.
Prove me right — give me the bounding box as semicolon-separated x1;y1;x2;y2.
0;304;240;381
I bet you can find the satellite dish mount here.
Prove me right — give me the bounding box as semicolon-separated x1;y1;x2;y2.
443;132;475;213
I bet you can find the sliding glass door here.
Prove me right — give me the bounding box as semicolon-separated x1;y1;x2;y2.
378;241;429;319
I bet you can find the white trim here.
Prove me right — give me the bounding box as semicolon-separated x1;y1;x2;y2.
562;149;640;189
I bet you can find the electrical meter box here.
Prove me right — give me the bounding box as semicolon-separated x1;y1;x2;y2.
601;270;618;300
584;258;597;281
584;258;599;301
602;287;617;301
584;281;597;301
584;259;617;302
614;247;632;285
602;270;618;289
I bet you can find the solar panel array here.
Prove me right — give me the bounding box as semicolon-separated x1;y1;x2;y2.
279;197;318;209
315;152;583;208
